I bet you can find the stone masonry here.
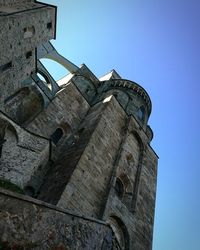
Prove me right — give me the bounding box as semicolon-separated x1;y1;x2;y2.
0;1;158;249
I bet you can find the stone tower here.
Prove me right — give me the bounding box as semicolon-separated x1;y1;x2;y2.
0;1;158;249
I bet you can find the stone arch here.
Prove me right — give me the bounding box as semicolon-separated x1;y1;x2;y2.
118;173;133;194
37;42;78;74
59;121;72;135
4;86;44;126
130;130;144;152
129;130;145;211
39;58;69;82
102;88;129;110
115;177;124;199
5;124;18;141
37;69;52;90
107;216;130;250
73;74;97;102
115;173;133;209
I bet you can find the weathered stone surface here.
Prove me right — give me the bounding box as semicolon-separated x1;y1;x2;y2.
0;188;119;250
0;1;158;249
0;1;56;116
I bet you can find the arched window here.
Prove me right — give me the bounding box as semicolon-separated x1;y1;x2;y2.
137;106;145;122
50;128;63;145
108;216;129;250
115;178;124;199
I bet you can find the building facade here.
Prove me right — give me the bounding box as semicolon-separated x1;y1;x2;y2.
0;1;158;249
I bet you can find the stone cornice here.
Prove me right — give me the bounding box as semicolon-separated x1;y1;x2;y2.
100;79;152;115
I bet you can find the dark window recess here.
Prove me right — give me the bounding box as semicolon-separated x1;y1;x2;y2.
0;139;6;158
0;62;12;73
26;51;32;59
50;128;63;145
47;22;52;29
115;178;124;199
24;186;35;197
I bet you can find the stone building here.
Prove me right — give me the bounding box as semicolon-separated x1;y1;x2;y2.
0;1;158;249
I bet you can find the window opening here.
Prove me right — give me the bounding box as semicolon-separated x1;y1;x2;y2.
115;178;124;199
0;139;6;158
47;22;52;29
26;51;32;59
50;128;63;145
0;62;12;73
137;106;145;121
108;216;129;250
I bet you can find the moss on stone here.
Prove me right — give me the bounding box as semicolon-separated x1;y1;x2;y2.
0;179;24;194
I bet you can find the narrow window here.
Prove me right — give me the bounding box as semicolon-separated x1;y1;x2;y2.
0;139;6;158
115;178;124;199
50;128;63;145
26;51;32;59
47;22;52;29
0;62;12;73
137;106;145;122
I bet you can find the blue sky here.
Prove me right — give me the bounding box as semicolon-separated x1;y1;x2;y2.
42;1;200;249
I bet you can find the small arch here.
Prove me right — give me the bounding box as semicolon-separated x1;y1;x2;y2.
103;89;129;110
130;131;144;152
73;75;97;101
40;58;70;81
126;153;135;165
5;124;18;142
4;86;44;125
59;122;71;134
50;128;64;145
118;173;133;194
37;70;52;90
107;216;129;250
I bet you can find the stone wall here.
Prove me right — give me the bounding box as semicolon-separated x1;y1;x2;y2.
102;116;158;250
57;96;127;218
0;113;50;189
0;188;120;250
26;83;90;138
0;1;56;116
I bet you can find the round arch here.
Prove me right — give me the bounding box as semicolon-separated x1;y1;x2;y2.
102;88;130;110
107;215;130;250
40;58;69;82
118;173;133;194
130;130;144;152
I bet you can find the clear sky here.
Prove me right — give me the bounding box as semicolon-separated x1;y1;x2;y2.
42;1;200;249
